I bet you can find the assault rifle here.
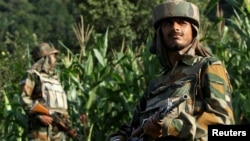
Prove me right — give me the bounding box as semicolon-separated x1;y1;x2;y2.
31;102;83;141
129;94;188;141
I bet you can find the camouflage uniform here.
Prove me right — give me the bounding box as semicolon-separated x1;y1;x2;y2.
109;0;234;141
20;43;69;141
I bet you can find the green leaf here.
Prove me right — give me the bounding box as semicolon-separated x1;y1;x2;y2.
86;53;94;75
93;48;105;67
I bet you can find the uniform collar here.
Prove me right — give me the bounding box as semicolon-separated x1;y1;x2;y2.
179;54;202;66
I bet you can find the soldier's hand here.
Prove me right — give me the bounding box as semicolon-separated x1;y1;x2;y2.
39;115;53;125
143;116;163;138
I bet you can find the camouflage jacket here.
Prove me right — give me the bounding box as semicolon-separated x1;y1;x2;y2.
20;69;68;116
127;56;234;141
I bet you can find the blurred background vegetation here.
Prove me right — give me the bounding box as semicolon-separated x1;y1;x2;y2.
0;0;250;141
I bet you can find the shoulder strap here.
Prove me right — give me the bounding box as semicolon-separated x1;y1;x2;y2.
182;57;208;76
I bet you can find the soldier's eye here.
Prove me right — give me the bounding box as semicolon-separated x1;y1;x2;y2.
179;21;186;25
175;19;186;24
162;21;171;26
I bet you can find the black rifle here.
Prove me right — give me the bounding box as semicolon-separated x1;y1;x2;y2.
129;94;188;141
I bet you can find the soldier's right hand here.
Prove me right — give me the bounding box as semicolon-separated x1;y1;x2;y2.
38;115;53;125
143;116;163;138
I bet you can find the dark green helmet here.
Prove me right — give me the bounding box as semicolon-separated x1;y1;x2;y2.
31;43;59;61
152;0;200;29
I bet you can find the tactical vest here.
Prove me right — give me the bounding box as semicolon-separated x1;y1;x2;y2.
30;70;68;113
139;56;217;141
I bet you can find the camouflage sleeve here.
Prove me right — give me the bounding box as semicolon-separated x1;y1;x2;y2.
161;62;235;140
196;61;235;135
20;71;36;114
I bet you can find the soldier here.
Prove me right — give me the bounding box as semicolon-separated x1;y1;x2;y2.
109;0;235;141
20;43;69;141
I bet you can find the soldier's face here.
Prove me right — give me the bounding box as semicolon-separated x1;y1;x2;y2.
161;18;193;51
49;53;57;68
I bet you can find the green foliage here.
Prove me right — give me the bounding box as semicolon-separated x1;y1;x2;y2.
76;0;163;48
0;0;76;58
1;0;250;140
57;19;160;140
224;6;250;124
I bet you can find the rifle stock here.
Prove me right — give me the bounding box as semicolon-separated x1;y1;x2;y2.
31;102;50;115
31;102;83;141
129;94;188;139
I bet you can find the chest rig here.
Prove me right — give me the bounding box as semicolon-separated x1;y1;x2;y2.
30;70;68;112
139;57;209;124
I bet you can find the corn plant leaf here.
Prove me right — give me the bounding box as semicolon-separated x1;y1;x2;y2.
93;48;105;67
86;53;94;75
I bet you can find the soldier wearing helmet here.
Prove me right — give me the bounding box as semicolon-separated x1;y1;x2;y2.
109;0;234;141
20;42;70;141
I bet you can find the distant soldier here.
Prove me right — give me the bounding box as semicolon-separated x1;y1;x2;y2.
20;43;70;141
109;0;235;141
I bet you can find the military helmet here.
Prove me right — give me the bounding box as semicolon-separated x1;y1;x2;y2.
31;42;59;61
152;0;200;29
